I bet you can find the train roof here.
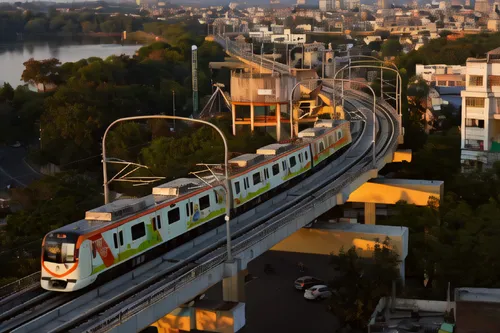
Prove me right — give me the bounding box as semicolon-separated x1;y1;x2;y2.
50;178;216;237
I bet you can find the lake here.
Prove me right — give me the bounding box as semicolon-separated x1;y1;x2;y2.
0;37;142;87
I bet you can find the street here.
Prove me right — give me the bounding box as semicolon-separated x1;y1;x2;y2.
204;250;340;333
0;145;41;190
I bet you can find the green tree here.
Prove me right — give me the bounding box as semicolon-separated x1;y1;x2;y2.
381;38;402;58
21;58;62;91
329;238;401;330
24;18;48;34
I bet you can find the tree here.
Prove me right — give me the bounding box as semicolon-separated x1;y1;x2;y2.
381;38;402;58
329;238;401;330
24;18;48;34
21;58;62;91
0;82;14;102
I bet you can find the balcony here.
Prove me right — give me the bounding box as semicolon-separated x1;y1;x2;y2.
465;127;485;141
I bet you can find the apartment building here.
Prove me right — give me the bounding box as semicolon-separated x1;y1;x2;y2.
460;47;500;171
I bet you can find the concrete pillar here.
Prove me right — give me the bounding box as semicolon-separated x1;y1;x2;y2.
222;269;246;303
276;103;281;141
250;103;255;132
364;202;376;225
232;104;236;136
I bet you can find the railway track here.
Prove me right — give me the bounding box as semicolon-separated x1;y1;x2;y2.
2;89;398;333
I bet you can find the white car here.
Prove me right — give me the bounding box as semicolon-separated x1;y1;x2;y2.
304;284;332;300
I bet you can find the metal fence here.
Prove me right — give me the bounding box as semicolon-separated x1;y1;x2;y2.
0;271;40;300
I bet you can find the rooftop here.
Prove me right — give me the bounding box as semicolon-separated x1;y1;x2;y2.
369;297;452;333
455;287;500;303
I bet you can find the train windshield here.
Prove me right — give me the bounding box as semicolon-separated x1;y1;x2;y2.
43;232;79;264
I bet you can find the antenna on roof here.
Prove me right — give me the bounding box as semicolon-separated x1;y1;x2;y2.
105;158;165;187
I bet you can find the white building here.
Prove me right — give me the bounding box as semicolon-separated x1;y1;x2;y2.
416;64;466;83
319;0;335;11
270;29;306;44
460;47;500;171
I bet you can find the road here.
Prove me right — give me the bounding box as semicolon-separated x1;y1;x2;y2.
204;250;340;333
0;146;41;190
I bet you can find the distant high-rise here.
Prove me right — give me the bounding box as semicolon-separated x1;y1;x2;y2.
297;0;306;4
378;0;388;9
475;0;490;12
319;0;335;11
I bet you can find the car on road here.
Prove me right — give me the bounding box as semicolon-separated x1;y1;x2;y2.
304;285;332;300
294;276;324;291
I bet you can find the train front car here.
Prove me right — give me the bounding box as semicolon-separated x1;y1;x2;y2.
41;231;89;291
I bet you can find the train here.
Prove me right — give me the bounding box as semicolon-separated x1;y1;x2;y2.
41;119;352;292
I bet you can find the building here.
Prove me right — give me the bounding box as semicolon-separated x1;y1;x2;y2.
474;0;490;13
319;0;335;11
416;64;466;83
455;288;500;332
378;0;388;9
460;47;500;171
296;0;306;4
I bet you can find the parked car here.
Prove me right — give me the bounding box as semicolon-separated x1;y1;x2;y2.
294;276;324;291
304;285;332;300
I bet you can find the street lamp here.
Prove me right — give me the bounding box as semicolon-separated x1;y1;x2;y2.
102;115;233;261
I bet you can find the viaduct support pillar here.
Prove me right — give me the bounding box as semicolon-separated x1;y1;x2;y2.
250;104;255;132
223;260;246;303
276;103;281;141
364;202;376;225
231;104;236;136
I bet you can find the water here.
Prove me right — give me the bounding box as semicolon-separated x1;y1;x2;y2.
0;37;141;87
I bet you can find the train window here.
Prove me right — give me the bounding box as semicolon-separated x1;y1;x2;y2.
199;195;210;210
113;233;118;249
305;151;309;160
289;156;297;168
119;231;124;246
92;243;97;258
264;169;269;179
186;203;190;216
189;203;193;216
319;141;325;151
272;163;280;176
151;217;157;231
337;131;342;140
244;178;249;189
157;215;162;229
253;172;261;185
299;153;303;163
235;181;241;194
168;207;180;224
131;222;146;241
282;160;287;170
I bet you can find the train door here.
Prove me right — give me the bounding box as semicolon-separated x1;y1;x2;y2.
79;240;92;279
116;225;126;263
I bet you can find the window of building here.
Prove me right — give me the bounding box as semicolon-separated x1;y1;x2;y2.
469;75;483;86
489;75;500;87
290;156;297;168
131;222;146;241
464;139;484;150
235;181;241;194
253;172;261;185
465;119;484;128
465;97;485;108
448;81;456;87
168;207;180;224
437;81;447;86
199;195;210;210
272;163;280;175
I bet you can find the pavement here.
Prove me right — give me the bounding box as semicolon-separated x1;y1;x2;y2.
203;250;341;333
0;145;42;190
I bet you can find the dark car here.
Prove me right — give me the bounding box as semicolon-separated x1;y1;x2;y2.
294;276;324;291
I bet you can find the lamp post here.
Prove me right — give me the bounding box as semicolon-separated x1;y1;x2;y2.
102;115;233;261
